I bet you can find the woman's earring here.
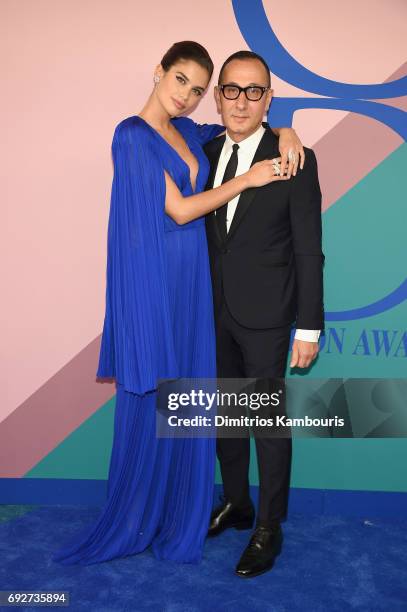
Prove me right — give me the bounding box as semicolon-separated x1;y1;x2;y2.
153;75;160;84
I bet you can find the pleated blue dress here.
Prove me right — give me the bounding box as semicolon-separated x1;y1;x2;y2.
51;115;224;565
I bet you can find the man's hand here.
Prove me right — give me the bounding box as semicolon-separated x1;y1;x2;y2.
290;339;319;368
277;128;305;178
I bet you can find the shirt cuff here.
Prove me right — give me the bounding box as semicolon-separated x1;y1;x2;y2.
294;329;320;342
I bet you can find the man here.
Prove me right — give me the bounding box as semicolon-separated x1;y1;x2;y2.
204;51;324;578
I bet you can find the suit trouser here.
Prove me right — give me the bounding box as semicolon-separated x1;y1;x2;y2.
215;295;292;527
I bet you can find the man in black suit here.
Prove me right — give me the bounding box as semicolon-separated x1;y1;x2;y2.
204;51;324;578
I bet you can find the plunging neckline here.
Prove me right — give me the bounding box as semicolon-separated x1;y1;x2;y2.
137;115;200;193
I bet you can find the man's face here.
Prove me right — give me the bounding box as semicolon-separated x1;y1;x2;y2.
214;58;273;142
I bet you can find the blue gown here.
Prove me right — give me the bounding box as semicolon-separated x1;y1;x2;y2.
51;116;224;565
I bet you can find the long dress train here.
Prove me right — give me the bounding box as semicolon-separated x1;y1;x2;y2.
51;116;224;565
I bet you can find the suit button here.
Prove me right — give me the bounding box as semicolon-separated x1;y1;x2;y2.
222;249;231;254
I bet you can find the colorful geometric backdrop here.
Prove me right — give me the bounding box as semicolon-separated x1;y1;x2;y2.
2;0;406;500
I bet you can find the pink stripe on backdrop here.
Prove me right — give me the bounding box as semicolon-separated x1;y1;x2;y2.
0;338;115;477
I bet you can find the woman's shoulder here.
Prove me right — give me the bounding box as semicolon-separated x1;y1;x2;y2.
172;117;225;145
171;116;199;139
173;117;225;145
171;116;196;129
113;115;152;143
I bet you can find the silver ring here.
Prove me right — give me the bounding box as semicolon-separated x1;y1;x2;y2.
288;149;296;163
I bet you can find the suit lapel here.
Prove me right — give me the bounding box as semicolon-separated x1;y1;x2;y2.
227;126;279;242
205;136;225;189
205;136;226;247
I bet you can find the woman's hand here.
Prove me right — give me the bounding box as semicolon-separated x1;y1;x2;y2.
277;128;305;178
246;157;289;188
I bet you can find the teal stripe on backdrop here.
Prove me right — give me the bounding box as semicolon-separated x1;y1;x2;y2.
251;142;407;491
301;141;407;379
25;397;115;480
238;438;407;492
322;142;407;313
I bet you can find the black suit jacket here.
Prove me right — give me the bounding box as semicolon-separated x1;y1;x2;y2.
204;124;324;330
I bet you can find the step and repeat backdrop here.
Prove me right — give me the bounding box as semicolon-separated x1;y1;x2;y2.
2;0;406;498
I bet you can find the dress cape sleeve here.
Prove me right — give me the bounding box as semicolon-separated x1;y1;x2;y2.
196;122;225;144
173;117;224;145
96;117;178;395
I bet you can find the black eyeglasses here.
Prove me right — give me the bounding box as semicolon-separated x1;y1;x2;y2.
219;84;270;101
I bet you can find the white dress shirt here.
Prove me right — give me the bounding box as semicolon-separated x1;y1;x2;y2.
214;124;320;343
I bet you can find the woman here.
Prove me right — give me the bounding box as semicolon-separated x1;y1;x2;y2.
52;41;304;566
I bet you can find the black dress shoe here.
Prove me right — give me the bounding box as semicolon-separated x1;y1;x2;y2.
235;524;283;578
207;498;255;537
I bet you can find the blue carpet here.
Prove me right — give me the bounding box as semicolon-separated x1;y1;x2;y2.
0;504;406;611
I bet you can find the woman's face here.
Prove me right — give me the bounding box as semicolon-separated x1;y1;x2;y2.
155;59;210;117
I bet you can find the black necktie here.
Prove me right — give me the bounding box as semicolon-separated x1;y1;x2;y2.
216;143;239;240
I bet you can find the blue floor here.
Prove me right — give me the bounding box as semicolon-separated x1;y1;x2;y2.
0;504;406;611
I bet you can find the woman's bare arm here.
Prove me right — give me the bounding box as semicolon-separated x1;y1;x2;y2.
164;158;288;225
